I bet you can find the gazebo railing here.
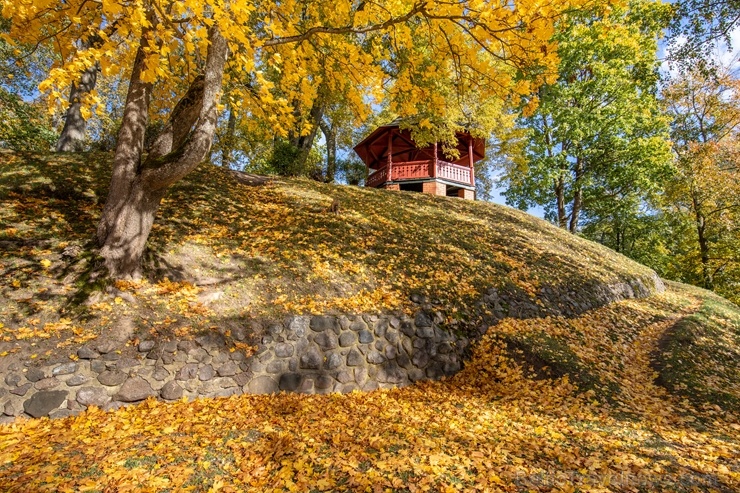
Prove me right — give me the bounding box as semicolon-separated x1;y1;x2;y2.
391;160;432;181
436;161;471;184
367;160;472;187
366;168;388;187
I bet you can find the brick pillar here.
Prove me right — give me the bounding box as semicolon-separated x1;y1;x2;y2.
422;181;446;196
457;189;475;200
385;183;400;191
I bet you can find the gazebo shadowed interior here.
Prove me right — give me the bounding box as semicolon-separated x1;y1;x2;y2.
353;122;485;200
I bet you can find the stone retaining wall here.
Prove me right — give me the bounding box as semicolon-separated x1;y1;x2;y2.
244;312;467;395
0;273;664;422
479;273;664;322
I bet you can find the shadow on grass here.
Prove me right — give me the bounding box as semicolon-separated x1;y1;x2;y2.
651;296;740;413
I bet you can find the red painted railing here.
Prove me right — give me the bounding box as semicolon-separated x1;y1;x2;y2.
367;167;388;187
391;160;432;181
437;161;471;184
367;160;472;187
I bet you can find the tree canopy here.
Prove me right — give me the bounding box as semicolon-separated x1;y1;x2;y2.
3;0;575;143
661;66;740;301
669;0;740;67
2;0;584;277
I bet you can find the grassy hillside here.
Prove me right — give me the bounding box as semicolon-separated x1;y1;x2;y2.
1;151;656;336
653;283;740;410
1;151;739;491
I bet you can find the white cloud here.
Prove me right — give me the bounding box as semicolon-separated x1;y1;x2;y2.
662;27;740;74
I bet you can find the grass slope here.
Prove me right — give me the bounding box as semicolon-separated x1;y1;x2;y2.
1;152;739;491
1;151;655;336
653;283;740;410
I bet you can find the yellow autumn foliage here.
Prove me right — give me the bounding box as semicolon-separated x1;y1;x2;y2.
1;0;599;144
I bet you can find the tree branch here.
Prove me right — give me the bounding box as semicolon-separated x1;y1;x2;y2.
263;3;426;46
141;26;228;191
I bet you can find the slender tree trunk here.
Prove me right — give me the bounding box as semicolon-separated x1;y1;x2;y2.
544;116;568;229
319;119;336;182
221;104;237;167
692;192;713;289
56;41;99;151
289;102;324;172
97;25;228;278
569;156;584;233
554;174;567;229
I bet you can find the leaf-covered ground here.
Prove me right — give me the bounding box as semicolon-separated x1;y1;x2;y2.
0;284;738;492
1;152;739;491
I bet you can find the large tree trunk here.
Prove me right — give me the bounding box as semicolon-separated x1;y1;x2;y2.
97;26;228;279
97;32;154;246
98;179;167;277
56;43;99;152
319;119;336;182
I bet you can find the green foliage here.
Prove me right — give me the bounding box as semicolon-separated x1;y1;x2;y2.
581;206;674;276
669;0;740;67
572;65;740;306
477;125;528;201
268;140;302;175
0;89;56;151
660;66;740;303
266;140;324;178
499;0;673;231
0;17;57;151
335;157;365;186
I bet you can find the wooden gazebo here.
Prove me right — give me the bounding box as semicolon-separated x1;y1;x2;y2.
353;122;485;200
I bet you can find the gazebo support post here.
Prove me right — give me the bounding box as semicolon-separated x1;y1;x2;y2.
468;136;475;187
432;141;437;178
387;129;393;185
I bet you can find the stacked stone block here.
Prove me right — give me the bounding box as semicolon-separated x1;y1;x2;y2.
0;272;665;421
